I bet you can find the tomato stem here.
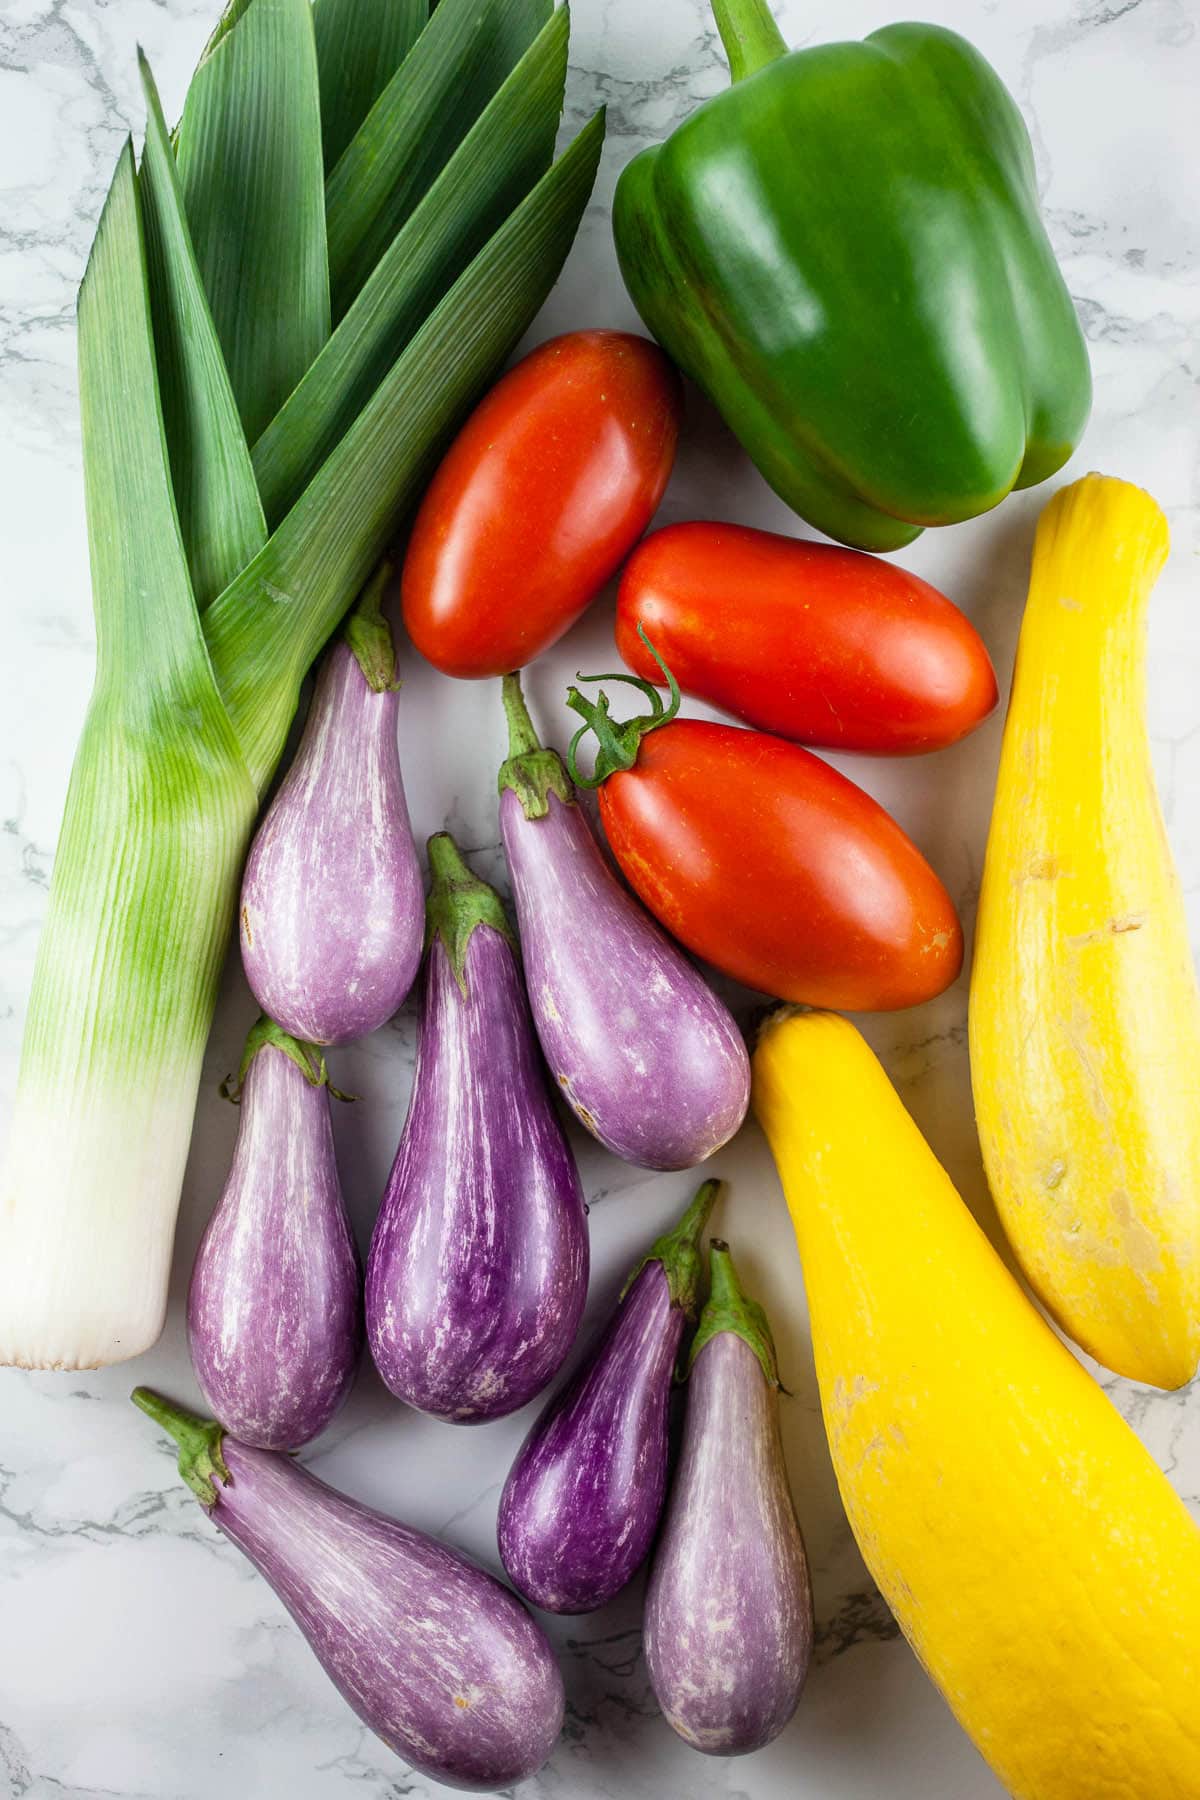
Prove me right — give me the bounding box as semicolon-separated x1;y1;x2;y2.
565;627;681;788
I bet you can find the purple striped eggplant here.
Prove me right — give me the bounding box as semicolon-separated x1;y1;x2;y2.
239;565;423;1047
366;833;588;1423
187;1019;362;1451
497;1179;718;1613
132;1390;564;1791
497;674;749;1171
644;1241;813;1754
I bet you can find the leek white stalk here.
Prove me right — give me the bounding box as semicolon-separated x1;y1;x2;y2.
0;0;603;1369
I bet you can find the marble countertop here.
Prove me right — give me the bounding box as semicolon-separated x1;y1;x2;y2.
1;0;1197;1795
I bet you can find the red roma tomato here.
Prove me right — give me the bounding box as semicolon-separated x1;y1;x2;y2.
588;720;962;1011
402;331;682;679
616;522;998;754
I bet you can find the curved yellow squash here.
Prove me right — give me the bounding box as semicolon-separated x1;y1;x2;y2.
753;1008;1200;1800
970;473;1200;1389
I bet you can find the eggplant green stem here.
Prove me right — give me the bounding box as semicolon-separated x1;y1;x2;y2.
221;1015;346;1103
425;831;517;996
132;1387;230;1509
690;1239;782;1388
623;1178;722;1319
343;559;401;693
498;671;573;819
501;670;541;758
565;628;681;789
710;0;789;83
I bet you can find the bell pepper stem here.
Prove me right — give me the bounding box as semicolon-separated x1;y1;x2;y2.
710;0;788;82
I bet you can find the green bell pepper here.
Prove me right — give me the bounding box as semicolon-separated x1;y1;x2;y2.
613;0;1091;551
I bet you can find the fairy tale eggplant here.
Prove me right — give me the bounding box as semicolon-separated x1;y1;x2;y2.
497;1179;718;1613
239;564;424;1047
187;1019;361;1451
132;1390;564;1792
644;1241;812;1753
366;833;588;1423
497;674;749;1169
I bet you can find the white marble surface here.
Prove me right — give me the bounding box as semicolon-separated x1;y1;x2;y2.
1;0;1198;1794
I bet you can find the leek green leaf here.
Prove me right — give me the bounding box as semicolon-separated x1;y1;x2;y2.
176;0;330;443
138;55;267;609
313;0;426;171
197;0;257;63
74;144;237;745
207;107;606;788
324;0;551;320
253;4;568;525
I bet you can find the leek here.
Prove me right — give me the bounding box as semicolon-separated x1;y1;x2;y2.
138;55;267;606
0;147;258;1369
324;0;551;317
253;5;569;523
313;0;426;170
0;0;601;1369
175;0;331;442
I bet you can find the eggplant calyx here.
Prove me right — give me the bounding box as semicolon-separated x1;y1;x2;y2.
498;671;573;820
343;559;401;693
132;1387;231;1509
564;627;681;789
689;1239;782;1390
622;1177;721;1319
222;1016;340;1102
426;831;518;996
